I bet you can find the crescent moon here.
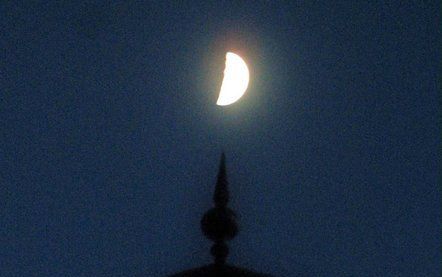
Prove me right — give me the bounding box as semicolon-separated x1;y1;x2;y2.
216;52;250;106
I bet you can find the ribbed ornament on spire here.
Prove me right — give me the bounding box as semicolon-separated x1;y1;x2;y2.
201;153;238;265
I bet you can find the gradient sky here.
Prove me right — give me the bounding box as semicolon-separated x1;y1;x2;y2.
1;1;440;276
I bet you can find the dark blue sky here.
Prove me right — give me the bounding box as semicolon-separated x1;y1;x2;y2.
1;1;440;276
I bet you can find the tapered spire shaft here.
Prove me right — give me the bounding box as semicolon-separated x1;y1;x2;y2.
213;152;229;207
201;153;238;265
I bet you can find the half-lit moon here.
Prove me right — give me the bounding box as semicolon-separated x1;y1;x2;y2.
216;52;250;106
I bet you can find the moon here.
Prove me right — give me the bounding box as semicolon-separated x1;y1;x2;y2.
216;52;250;106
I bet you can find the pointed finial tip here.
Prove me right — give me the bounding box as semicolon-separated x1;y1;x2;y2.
218;152;226;176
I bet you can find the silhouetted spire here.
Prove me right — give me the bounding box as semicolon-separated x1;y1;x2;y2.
170;153;273;276
213;152;229;207
201;153;238;265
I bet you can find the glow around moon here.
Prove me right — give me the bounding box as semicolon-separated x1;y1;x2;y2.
216;52;250;106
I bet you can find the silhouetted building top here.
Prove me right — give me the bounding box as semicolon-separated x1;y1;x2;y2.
170;153;272;277
170;264;272;277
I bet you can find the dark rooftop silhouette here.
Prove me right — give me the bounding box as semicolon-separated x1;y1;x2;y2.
170;153;272;277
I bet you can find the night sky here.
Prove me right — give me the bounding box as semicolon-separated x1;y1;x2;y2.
1;2;440;276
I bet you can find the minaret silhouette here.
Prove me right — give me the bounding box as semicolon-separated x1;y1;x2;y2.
169;153;272;277
201;152;238;265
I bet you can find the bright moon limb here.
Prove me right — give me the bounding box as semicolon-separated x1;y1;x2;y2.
216;52;250;106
